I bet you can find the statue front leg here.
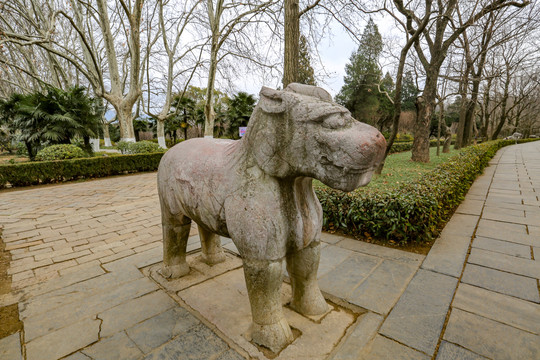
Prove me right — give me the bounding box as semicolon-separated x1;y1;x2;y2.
287;241;328;315
243;257;293;353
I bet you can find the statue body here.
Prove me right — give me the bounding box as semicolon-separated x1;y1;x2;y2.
157;83;386;352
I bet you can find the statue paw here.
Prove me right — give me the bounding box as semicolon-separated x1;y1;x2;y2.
291;289;328;316
251;318;294;353
201;252;226;266
160;263;190;279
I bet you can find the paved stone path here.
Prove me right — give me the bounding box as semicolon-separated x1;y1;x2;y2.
0;141;539;359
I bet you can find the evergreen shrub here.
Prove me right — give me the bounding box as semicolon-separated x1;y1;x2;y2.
35;144;87;161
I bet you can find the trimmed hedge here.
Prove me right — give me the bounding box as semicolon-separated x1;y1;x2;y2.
0;153;164;188
315;139;539;244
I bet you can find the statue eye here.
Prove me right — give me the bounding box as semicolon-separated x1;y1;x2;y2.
322;114;346;129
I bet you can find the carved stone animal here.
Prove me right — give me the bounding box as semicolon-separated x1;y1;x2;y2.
157;83;386;352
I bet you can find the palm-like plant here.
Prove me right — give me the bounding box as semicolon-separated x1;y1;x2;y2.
3;86;102;160
226;92;256;139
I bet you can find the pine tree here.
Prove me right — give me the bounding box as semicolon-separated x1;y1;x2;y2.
335;18;383;125
401;71;420;111
297;35;316;86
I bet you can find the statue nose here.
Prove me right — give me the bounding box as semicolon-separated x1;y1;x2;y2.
354;122;387;161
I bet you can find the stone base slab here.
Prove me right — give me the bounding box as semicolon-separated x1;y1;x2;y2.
147;251;364;359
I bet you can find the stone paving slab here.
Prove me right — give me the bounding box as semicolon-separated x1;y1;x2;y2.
443;308;540;360
25;316;100;360
421;234;471;277
472;236;531;259
461;263;540;303
452;283;540;334
436;341;488;360
361;335;430;360
468;247;540;279
379;269;458;356
330;312;383;360
0;333;22;360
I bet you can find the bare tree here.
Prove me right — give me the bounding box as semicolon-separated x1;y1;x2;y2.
392;0;529;163
141;0;204;148
0;0;148;142
198;0;278;138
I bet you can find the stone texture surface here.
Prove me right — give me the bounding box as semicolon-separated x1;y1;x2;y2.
461;263;540;303
25;317;100;360
421;234;471;277
452;283;540;334
472;236;531;259
379;269;458;355
468;247;540;279
142;324;231;360
81;331;143;360
444;309;540;360
362;335;430;360
0;333;22;360
125;307;201;354
98;290;176;337
176;266;357;360
347;259;417;314
330;312;383;360
436;341;488;360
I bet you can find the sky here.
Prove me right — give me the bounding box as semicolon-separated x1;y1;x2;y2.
230;14;397;98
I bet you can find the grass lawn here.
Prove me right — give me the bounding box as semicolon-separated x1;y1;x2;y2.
0;153;29;164
363;147;461;191
314;147;461;192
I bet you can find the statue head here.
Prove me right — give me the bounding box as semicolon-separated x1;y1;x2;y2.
244;83;386;192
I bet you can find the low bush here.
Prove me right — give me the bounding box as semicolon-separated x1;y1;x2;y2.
15;143;28;156
0;153;164;188
35;144;87;161
117;140;164;154
315;138;539;244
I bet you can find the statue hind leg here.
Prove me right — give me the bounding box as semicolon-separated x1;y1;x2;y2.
198;225;226;265
160;203;191;279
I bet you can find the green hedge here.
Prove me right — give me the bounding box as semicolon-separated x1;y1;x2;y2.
0;153;164;188
389;139;455;154
315;139;539;244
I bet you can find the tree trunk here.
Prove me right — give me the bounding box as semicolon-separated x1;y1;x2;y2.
437;99;444;156
117;104;136;142
203;41;218;137
454;71;470;150
443;126;452;153
156;120;166;148
25;141;35;161
491;74;511;140
283;0;300;87
412;72;437;164
103;123;112;147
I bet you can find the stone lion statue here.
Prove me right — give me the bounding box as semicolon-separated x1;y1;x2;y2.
157;83;386;352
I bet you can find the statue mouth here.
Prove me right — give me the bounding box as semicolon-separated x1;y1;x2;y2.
320;155;375;175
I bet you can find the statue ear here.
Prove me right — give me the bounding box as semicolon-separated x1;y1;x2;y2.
258;86;286;114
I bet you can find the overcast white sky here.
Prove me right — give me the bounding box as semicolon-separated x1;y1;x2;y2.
230;14;397;98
